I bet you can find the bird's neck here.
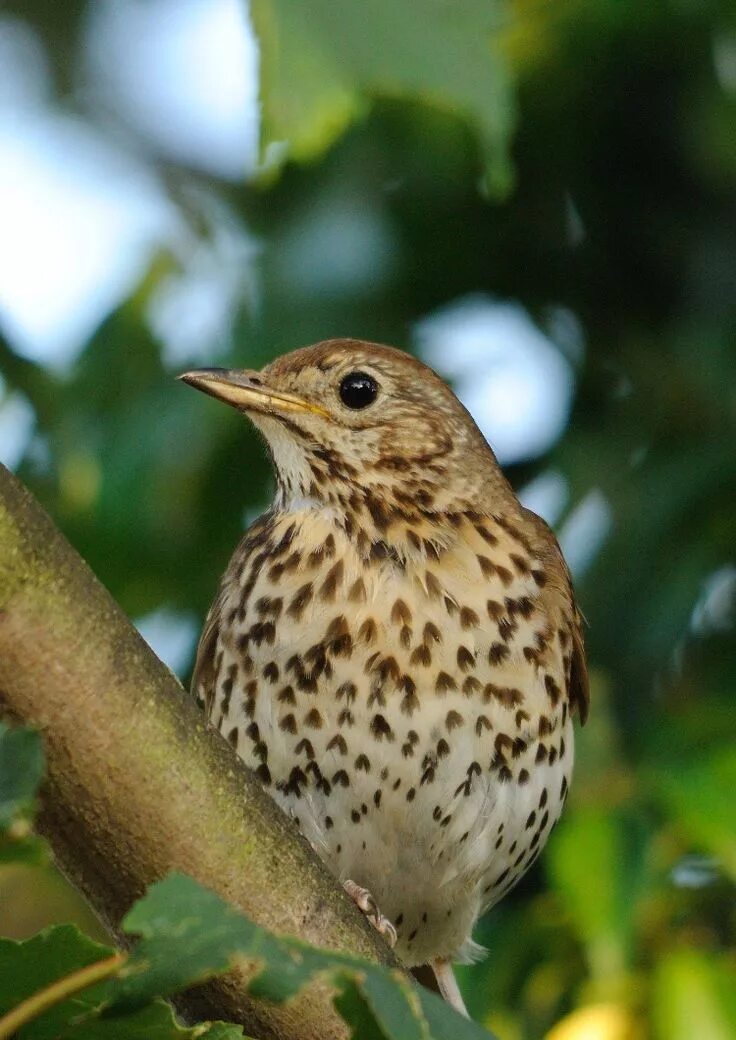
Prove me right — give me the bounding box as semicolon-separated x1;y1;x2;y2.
272;477;514;568
269;436;522;562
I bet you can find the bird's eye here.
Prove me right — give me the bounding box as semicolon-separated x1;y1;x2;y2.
338;371;379;410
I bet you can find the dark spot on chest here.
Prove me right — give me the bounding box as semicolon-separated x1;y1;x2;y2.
425;571;442;599
358;618;377;644
326;734;348;755
319;560;344;601
484;683;523;708
476;714;491;736
263;661;279;683
489;643;510;666
460;606;480;629
304;708;323;729
288;583;313;619
445;710;464;731
410;644;432;667
348;578;366;602
391;598;412;626
279;713;297;734
277;684;296;705
457;645;475;671
294;737;315;759
370;713;394;741
544;674;562;705
435;671;457;694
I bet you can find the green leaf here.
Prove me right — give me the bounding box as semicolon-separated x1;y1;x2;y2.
355;969;428;1040
333;982;390;1040
0;874;495;1039
0;925;245;1039
0;925;115;1039
110;873;497;1039
251;0;515;194
67;1001;245;1040
414;986;499;1040
196;1024;249;1040
110;873;275;1010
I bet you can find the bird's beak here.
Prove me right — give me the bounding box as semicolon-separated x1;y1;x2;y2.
178;368;331;419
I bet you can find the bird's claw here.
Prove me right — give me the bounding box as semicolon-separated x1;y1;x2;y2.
344;879;397;948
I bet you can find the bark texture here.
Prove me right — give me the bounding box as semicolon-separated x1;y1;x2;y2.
0;463;398;1040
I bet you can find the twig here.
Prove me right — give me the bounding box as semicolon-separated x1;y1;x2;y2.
0;953;126;1040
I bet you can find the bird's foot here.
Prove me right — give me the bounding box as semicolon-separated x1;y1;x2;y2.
343;879;397;948
431;957;469;1017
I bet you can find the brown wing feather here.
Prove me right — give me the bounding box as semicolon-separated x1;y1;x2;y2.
191;583;229;716
521;507;590;724
569;613;590;723
191;513;277;715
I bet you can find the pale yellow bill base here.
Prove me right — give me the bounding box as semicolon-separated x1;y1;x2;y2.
178;368;331;419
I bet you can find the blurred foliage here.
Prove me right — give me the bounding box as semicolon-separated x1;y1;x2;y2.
1;1;735;1039
250;0;514;193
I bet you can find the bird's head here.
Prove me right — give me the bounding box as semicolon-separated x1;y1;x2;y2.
180;339;515;527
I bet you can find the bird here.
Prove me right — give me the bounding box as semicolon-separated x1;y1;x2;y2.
180;339;588;1015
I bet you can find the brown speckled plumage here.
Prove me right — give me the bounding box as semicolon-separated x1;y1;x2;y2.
182;339;588;1002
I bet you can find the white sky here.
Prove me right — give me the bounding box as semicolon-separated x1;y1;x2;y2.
83;0;259;179
415;295;576;466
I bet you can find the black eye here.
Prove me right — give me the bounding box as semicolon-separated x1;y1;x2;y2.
338;371;379;410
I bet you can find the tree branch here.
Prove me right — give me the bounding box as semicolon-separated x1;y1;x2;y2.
0;463;398;1040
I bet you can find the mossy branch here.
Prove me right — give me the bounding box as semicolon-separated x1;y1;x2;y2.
0;463;398;1040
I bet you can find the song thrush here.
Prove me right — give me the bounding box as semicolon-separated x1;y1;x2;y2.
181;339;588;1013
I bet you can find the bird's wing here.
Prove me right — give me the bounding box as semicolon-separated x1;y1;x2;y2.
568;603;589;723
191;512;276;712
191;582;227;711
522;508;590;724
